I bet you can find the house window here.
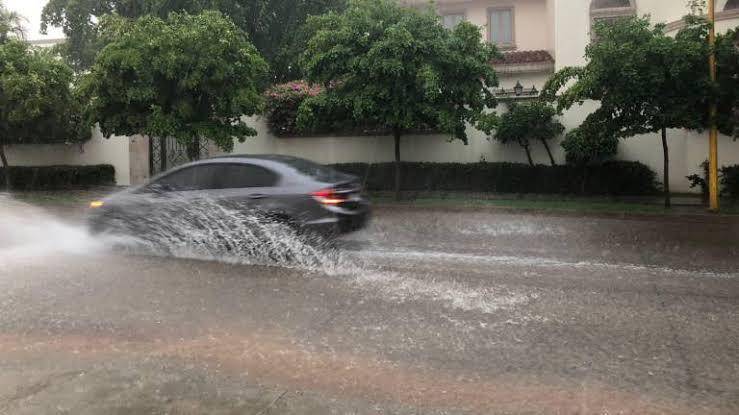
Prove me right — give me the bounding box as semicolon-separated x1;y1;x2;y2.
442;13;465;30
590;0;636;39
725;0;739;10
488;8;514;47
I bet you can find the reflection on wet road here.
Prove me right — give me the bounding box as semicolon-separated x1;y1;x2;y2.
1;197;738;414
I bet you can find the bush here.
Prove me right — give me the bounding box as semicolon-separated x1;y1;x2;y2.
720;164;739;201
0;165;115;190
265;80;436;137
331;161;659;196
265;81;324;137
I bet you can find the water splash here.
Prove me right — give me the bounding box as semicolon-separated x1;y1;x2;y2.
95;194;345;271
0;194;105;259
0;193;535;315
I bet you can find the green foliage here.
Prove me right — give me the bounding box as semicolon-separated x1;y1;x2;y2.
544;16;710;138
41;0;346;80
686;160;710;203
265;81;324;136
492;102;564;166
541;15;737;206
331;161;658;196
560;122;619;165
80;11;268;153
0;39;87;156
297;0;499;142
0;0;25;42
714;28;739;139
1;40;74;145
0;164;115;190
721;165;739;201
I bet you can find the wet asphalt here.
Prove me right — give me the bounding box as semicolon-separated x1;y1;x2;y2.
1;200;738;415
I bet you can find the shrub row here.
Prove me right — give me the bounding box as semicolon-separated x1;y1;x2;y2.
720;165;739;200
331;161;659;196
0;165;116;190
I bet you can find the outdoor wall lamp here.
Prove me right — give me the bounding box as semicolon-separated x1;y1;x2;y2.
513;81;524;96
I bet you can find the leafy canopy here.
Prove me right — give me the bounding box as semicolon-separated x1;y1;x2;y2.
713;27;739;139
0;0;25;43
0;39;87;147
560;122;619;165
80;11;268;152
542;16;712;139
41;0;346;80
493;102;564;146
297;0;499;141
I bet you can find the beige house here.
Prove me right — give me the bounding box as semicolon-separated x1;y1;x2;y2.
7;0;739;191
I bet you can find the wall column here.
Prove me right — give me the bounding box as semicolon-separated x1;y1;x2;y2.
128;135;150;185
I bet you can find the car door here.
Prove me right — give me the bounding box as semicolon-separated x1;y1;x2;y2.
134;164;215;216
202;163;281;215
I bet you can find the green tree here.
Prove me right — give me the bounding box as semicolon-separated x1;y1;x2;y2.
297;0;498;199
713;27;739;140
491;101;564;166
41;0;345;80
0;40;88;190
543;16;712;208
0;0;25;43
79;11;268;158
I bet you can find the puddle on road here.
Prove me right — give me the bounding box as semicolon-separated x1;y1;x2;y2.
360;248;739;280
0;194;536;315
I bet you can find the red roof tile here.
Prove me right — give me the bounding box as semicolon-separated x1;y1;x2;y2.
491;50;554;65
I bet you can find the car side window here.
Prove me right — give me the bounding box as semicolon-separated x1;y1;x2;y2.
209;163;278;189
152;165;212;191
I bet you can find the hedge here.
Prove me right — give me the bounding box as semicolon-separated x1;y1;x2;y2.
331;161;659;196
0;165;116;190
720;165;739;200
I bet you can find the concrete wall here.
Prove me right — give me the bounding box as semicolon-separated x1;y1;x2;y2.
4;129;132;186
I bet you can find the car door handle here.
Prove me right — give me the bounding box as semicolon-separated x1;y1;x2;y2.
248;193;268;200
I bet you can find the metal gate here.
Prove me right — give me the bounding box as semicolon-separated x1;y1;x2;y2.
149;137;210;176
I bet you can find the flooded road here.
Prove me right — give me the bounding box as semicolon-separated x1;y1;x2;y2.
1;197;738;414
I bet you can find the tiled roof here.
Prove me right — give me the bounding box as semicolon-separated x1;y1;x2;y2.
491;50;554;65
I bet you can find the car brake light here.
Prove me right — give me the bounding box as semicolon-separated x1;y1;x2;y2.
311;188;348;205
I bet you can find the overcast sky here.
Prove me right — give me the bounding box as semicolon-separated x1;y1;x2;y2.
6;0;64;41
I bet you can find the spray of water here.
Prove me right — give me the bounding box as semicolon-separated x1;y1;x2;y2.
0;194;106;259
94;194;345;271
0;193;535;315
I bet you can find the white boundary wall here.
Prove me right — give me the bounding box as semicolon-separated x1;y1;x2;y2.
4;128;131;186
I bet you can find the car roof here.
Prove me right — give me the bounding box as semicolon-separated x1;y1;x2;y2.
208;154;314;163
160;154;352;184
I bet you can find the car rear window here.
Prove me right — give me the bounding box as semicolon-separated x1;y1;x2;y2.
279;158;352;183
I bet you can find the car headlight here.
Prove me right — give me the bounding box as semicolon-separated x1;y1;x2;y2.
89;200;104;209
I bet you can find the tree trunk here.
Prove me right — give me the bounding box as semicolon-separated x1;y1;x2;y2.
188;137;201;161
522;143;534;167
540;139;556;166
0;144;10;191
393;127;402;201
661;127;671;208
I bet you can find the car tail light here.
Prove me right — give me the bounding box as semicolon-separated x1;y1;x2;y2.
311;188;349;205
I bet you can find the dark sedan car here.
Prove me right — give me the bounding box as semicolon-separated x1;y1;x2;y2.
87;154;370;238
